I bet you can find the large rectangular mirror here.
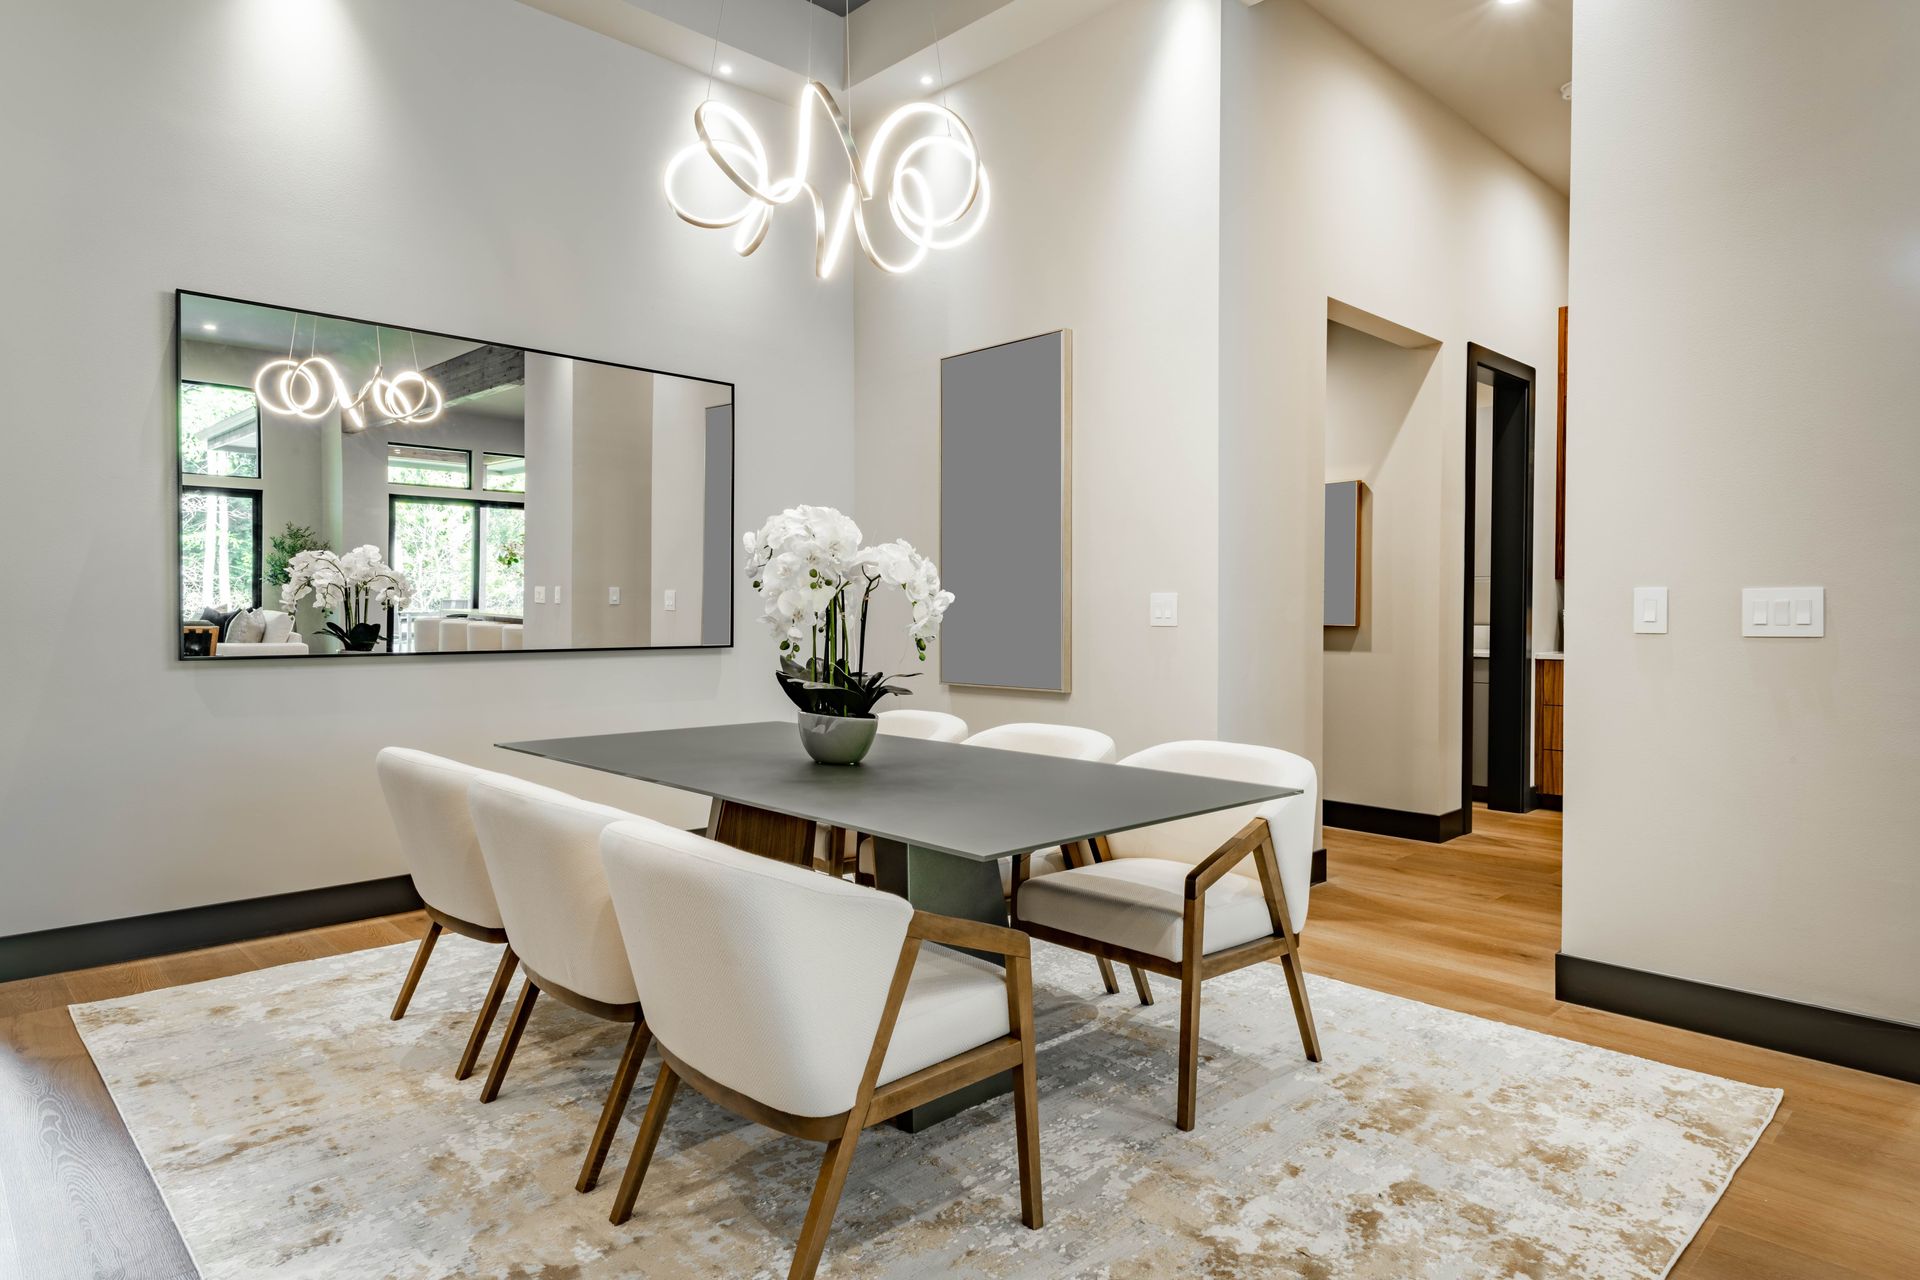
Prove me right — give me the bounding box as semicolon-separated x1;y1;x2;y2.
175;290;733;660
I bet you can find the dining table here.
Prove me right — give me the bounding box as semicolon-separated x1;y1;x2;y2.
499;719;1299;1128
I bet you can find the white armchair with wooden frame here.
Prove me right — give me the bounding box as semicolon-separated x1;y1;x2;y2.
1010;741;1322;1131
599;819;1042;1280
467;773;653;1195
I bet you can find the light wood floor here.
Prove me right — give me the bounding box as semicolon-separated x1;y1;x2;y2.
1;808;1915;1278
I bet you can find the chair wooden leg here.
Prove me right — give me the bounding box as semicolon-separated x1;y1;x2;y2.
1095;956;1120;995
578;1019;653;1193
610;1062;681;1226
1176;974;1203;1132
789;1124;862;1280
455;945;518;1081
1280;949;1322;1062
1130;965;1155;1006
1008;955;1044;1229
479;977;539;1103
389;921;442;1020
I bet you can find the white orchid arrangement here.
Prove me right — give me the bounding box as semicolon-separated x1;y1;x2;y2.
743;505;953;717
280;545;414;650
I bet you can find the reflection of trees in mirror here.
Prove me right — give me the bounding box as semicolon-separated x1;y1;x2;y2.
391;500;476;613
179;383;259;478
484;512;525;614
179;488;257;617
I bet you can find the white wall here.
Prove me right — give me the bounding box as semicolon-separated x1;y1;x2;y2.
1218;0;1567;794
1565;0;1920;1023
1321;320;1449;813
0;0;852;936
650;377;731;647
852;0;1223;753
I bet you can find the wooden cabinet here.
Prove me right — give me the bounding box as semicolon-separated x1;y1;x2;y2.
1534;658;1564;801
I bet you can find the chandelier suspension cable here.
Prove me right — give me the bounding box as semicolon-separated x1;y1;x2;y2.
705;0;729;101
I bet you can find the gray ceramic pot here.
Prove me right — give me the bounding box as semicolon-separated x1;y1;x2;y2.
797;710;878;765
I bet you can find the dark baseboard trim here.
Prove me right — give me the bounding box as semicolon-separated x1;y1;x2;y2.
1533;793;1563;812
0;876;423;984
1323;801;1466;843
1311;848;1327;885
1556;953;1920;1085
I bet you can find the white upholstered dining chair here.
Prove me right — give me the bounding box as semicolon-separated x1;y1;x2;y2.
467;773;651;1194
374;748;519;1082
1010;741;1322;1131
599;819;1042;1280
875;708;970;742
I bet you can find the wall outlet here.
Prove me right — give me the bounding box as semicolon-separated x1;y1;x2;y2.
1633;586;1668;634
608;586;621;606
1742;586;1824;637
1149;592;1178;627
534;585;547;604
664;588;677;611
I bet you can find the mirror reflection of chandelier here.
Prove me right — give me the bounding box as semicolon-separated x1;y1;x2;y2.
254;316;445;433
663;0;989;279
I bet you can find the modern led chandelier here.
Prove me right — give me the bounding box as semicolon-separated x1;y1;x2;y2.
254;316;444;432
663;0;989;279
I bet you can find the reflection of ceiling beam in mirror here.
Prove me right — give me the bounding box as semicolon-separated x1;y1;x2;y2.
414;344;526;415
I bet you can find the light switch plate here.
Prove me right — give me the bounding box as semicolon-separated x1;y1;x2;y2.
1633;586;1668;634
1743;586;1823;637
554;585;564;605
664;588;676;611
608;586;621;606
534;585;547;604
1149;592;1178;627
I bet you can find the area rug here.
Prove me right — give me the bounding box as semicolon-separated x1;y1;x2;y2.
72;935;1779;1279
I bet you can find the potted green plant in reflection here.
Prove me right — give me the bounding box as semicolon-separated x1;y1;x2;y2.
743;506;953;764
279;545;415;653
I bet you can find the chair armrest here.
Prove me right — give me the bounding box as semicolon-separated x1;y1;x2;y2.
908;910;1032;959
1184;818;1270;898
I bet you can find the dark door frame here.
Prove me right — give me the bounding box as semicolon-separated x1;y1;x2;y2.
1461;344;1536;828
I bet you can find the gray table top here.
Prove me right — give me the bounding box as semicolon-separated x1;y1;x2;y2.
499;720;1298;863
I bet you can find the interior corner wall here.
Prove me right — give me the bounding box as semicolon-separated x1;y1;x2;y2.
0;0;853;937
1321;322;1450;814
851;0;1224;755
1217;0;1568;795
1565;0;1920;1023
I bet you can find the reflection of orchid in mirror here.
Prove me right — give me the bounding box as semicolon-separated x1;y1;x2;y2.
496;538;524;571
280;546;414;652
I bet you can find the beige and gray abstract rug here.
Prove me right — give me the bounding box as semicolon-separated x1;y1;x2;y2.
73;935;1779;1279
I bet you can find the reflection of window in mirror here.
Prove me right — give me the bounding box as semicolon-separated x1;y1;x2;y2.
180;485;261;616
179;381;260;479
387;444;471;488
482;452;525;493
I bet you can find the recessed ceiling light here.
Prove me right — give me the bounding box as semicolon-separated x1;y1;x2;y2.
201;322;218;332
718;62;733;76
920;73;934;87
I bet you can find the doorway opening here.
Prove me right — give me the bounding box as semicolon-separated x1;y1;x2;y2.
1463;345;1536;825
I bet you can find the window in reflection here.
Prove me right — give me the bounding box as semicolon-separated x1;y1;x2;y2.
482;505;526;613
181;486;261;615
388;443;471;489
482;452;526;493
180;381;260;479
391;497;476;613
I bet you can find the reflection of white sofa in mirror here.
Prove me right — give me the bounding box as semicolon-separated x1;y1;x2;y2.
213;609;309;657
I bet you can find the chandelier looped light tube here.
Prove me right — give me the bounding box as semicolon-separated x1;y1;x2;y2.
664;80;990;279
253;326;445;433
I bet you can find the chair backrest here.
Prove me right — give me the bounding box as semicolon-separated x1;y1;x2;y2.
600;819;915;1119
1107;741;1318;933
963;721;1116;762
875;709;970;743
374;747;505;931
468;773;641;1007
